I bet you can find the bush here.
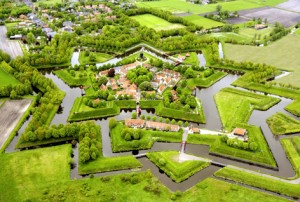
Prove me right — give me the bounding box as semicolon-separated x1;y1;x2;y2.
165;118;170;123
152;116;157;121
109;118;117;129
141;115;145;120
158;158;166;166
146;115;151;120
132;112;137;119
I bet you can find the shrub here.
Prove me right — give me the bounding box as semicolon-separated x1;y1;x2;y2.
158;158;166;166
132;112;137;119
184;121;189;127
109;118;117;129
141;115;145;120
125;133;132;141
166;118;170;123
146;115;151;120
159;117;163;122
152;116;157;121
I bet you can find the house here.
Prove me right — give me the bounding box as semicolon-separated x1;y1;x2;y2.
158;84;166;94
100;84;107;91
178;55;186;61
186;53;190;57
99;69;109;76
255;24;267;30
63;21;74;27
105;15;117;21
171;90;178;101
145;121;180;132
125;119;145;128
233;128;247;136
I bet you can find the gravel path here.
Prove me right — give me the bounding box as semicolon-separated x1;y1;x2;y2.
0;99;31;149
0;26;23;59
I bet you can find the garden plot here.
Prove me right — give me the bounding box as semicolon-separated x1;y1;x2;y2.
0;26;23;59
0;99;31;148
276;0;300;13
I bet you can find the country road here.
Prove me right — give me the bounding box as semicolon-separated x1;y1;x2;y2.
0;26;23;59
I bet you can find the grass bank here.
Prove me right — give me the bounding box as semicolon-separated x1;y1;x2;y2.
266;112;300;135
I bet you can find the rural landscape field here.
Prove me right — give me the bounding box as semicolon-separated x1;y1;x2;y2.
0;0;300;201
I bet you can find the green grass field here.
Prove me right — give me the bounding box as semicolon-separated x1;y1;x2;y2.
136;0;286;14
285;100;300;116
0;66;21;86
147;151;210;182
266;112;300;135
281;137;300;177
79;51;114;65
183;15;223;29
295;29;300;35
0;145;72;202
131;14;185;30
214;87;280;130
224;34;300;88
215;166;300;198
34;0;62;5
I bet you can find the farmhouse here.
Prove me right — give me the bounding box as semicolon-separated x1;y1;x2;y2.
233;128;247;136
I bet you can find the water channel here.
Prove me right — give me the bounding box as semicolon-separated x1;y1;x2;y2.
4;46;300;194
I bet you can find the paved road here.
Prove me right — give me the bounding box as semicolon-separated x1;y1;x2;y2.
0;26;23;59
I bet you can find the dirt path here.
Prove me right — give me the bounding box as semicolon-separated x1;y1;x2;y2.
0;26;23;59
0;99;31;149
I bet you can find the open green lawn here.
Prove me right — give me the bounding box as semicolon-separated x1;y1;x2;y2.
295;29;300;35
215;166;300;199
0;65;21;87
79;51;114;65
147;151;210;182
224;34;300;88
131;14;185;30
0;145;72;202
183;15;223;29
214;87;280;130
266;112;300;135
136;0;286;14
285;100;300;116
281;136;300;177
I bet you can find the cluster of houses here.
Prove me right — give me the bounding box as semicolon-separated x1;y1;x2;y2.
9;2;116;40
97;61;181;98
125;119;180;132
153;69;180;94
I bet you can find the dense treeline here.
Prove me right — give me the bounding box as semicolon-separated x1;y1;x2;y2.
25;33;76;66
0;4;31;20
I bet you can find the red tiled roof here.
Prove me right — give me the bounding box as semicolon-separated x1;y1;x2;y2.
233;128;247;136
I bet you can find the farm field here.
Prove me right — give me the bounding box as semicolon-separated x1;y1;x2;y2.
0;26;23;59
131;14;185;30
183;15;223;29
0;145;72;202
0;99;31;149
224;34;300;87
136;0;287;14
267;112;300;135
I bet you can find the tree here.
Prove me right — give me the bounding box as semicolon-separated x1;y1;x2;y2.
98;76;108;86
216;5;222;13
132;112;137;119
89;52;96;62
27;32;35;45
10;90;17;99
184;67;196;78
108;68;115;77
109;118;117;129
139;81;153;91
249;142;258;151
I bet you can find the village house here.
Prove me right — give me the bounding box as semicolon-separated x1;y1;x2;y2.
145;121;180;132
232;128;248;142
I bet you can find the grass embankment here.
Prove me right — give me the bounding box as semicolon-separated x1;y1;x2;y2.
110;122;182;152
0;62;21;86
187;123;277;167
0;96;36;153
183;15;223;29
215;166;300;199
68;98;120;122
0;145;72;202
281;136;300;177
54;69;88;87
13;169;289;201
147;151;210;182
225;35;300;88
214;87;280;130
156;99;206;123
79;51;114;65
131;14;185;31
285;100;300;116
187;71;227;88
266;112;300;135
79;124;142;174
